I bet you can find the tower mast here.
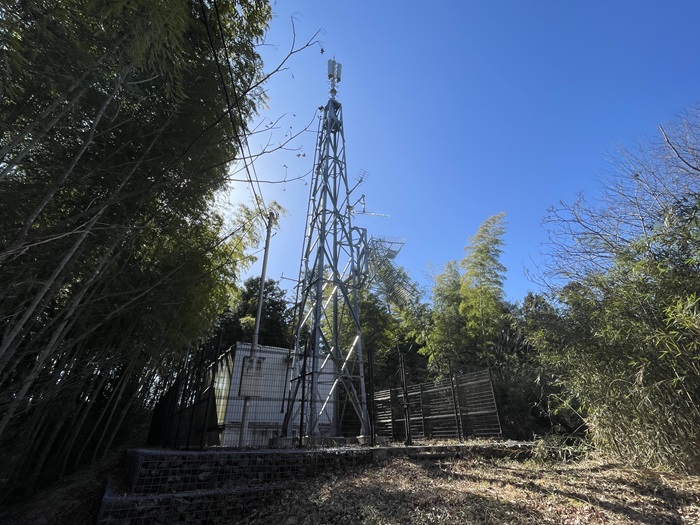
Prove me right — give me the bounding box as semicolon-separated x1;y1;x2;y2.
285;59;370;439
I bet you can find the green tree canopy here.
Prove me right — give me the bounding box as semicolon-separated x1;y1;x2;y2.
421;213;509;371
236;277;293;348
421;260;467;370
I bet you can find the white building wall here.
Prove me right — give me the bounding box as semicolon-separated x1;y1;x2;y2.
220;342;338;447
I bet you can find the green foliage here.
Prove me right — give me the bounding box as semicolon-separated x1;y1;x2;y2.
415;214;558;440
461;212;507;294
421;213;509;371
356;291;429;391
421;260;468;369
460;212;508;364
534;110;700;473
489;300;557;441
235;277;293;348
198;276;293;368
0;0;272;495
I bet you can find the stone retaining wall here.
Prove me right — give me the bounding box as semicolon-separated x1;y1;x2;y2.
98;442;532;524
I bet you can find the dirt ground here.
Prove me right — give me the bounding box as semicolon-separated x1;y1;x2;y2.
241;456;700;525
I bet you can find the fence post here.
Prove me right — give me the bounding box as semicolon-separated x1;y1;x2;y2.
387;388;396;439
448;362;463;441
399;351;412;446
298;342;308;448
367;343;376;447
200;359;216;449
418;382;428;438
174;351;193;448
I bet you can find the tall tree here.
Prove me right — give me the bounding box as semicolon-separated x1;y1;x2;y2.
420;214;509;371
421;261;468;370
235;277;293;348
459;212;508;365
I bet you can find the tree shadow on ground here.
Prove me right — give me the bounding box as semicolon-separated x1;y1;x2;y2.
412;458;690;524
241;468;548;524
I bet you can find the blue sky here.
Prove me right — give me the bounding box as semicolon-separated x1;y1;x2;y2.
235;1;700;303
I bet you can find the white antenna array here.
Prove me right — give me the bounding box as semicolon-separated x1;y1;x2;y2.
327;59;342;99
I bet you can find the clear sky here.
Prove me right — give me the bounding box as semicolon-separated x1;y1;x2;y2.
233;1;700;303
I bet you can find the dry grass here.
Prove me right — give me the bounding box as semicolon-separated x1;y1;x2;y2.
241;456;700;525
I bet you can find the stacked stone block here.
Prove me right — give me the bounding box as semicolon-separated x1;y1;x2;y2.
98;448;373;524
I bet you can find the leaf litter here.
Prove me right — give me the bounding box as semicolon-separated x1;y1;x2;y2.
240;456;700;525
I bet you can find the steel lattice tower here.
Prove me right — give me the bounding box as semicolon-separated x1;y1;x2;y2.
283;60;370;439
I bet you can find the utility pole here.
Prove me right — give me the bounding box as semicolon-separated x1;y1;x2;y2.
238;210;275;447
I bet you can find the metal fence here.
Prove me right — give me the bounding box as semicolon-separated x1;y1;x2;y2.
147;344;233;449
148;342;363;449
374;369;502;443
148;343;501;449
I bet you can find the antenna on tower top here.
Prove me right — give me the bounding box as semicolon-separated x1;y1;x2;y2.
327;58;342;98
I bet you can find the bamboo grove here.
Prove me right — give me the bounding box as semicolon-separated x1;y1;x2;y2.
0;0;271;494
